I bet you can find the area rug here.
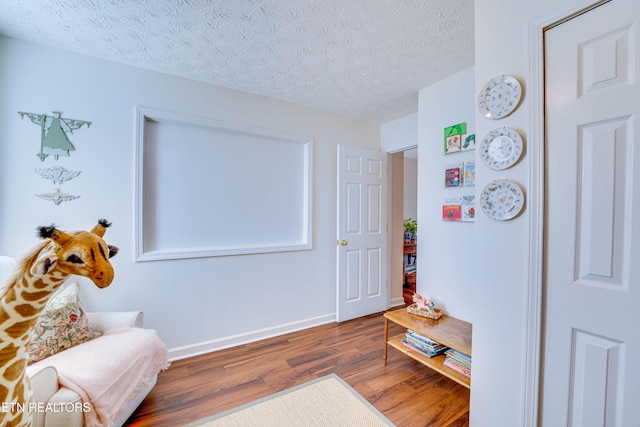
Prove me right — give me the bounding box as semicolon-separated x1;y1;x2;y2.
184;374;395;426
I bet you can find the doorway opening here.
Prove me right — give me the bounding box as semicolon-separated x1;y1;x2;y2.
390;147;418;307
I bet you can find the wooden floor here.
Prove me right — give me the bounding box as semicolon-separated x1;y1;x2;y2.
124;311;470;427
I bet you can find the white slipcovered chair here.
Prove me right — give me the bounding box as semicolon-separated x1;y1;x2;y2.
25;311;156;427
0;256;166;427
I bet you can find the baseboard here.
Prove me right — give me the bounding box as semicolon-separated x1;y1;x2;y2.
389;296;406;308
168;312;337;361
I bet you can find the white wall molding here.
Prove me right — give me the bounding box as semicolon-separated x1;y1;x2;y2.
167;313;336;361
134;106;313;261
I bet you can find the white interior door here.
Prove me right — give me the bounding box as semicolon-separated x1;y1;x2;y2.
543;1;640;424
336;145;388;322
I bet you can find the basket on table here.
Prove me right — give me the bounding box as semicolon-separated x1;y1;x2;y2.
407;303;443;320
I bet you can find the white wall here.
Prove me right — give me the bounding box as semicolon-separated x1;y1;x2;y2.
471;1;598;426
0;36;380;359
417;66;476;320
380;112;418;153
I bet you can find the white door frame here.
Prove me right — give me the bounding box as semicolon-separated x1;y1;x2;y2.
388;146;419;309
524;1;612;426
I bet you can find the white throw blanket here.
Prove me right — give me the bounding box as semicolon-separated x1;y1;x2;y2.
32;328;169;427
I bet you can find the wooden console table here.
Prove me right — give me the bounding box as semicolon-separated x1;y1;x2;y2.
383;309;472;389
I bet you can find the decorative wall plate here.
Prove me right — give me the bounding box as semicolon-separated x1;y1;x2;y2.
477;75;522;119
479;127;523;170
480;180;524;220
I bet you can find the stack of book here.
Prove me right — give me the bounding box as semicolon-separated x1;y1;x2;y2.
401;329;448;358
443;349;472;378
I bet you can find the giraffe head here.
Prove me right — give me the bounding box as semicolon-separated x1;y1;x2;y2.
30;219;119;288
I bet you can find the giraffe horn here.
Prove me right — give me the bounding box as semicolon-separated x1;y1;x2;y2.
91;219;112;237
37;224;57;239
37;224;73;246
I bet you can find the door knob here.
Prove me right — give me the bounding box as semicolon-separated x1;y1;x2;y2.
339;240;348;246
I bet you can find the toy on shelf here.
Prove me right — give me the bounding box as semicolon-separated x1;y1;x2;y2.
413;294;434;311
408;294;443;320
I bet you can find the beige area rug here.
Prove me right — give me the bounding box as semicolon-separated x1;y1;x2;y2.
184;374;395;427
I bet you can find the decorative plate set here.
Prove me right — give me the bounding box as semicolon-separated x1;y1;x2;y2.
477;75;525;221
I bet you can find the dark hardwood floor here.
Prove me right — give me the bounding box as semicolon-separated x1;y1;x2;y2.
124;311;470;427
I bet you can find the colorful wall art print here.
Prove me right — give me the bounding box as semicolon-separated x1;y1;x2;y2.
461;195;476;222
444;122;466;154
442;197;462;221
442;196;475;222
462;133;476;151
444;163;463;187
463;161;475;186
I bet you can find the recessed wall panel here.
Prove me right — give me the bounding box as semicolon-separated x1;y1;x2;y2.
135;107;313;260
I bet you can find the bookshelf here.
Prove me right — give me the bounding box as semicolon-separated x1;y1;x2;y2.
403;242;417;304
383;309;472;389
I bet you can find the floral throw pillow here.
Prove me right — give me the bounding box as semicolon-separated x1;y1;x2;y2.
28;282;100;364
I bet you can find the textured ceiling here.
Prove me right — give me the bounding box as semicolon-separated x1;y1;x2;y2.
0;0;474;124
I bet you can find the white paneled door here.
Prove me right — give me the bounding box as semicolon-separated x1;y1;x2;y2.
543;0;640;425
336;145;388;322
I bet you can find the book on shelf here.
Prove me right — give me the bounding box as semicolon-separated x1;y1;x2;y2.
402;339;448;358
443;358;472;378
444;348;472;378
404;335;447;354
444;349;472;370
402;329;449;358
447;349;471;363
407;329;440;346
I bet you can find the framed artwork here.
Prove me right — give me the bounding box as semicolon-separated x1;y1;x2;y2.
461;195;476;222
444;122;466;154
463;161;475;186
445;134;462;154
444;122;475;154
442;195;475;222
442;203;462;221
444;163;463;187
462;134;476;151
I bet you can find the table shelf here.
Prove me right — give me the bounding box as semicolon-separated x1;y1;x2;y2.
384;309;472;389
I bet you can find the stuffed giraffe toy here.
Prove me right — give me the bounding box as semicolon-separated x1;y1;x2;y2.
0;219;118;427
